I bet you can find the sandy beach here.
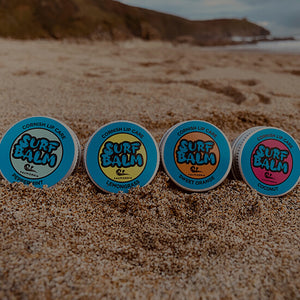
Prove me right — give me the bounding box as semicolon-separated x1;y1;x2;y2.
0;38;299;299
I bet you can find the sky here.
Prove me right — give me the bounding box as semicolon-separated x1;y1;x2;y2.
119;0;300;36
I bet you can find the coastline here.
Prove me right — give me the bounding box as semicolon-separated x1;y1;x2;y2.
221;39;300;54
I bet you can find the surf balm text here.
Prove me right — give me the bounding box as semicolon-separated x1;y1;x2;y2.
253;145;289;173
101;141;144;168
176;140;216;165
12;134;60;167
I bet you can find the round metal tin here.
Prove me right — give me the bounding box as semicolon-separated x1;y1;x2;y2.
160;120;232;192
232;127;300;196
84;120;159;193
0;116;80;188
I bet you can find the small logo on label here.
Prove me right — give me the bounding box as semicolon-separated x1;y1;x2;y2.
190;166;202;173
116;169;129;176
24;164;36;173
265;172;273;179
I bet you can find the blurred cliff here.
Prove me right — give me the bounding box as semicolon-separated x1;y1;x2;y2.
0;0;270;45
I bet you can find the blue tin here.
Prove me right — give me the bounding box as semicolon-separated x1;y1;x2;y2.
0;116;80;188
160;120;232;192
232;127;300;196
84;120;159;193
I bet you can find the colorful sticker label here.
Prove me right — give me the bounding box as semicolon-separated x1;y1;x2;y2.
98;133;147;183
0;117;76;188
251;139;292;186
240;128;300;196
161;121;232;191
10;129;63;179
84;121;159;193
174;132;220;179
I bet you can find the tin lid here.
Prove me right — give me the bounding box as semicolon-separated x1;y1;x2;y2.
231;126;266;180
84;120;159;193
237;127;300;196
0;116;80;188
159;122;183;151
160;120;232;192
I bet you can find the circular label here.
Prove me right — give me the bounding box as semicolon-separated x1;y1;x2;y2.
10;128;63;179
98;133;147;183
251;139;292;186
0;116;78;188
174;132;220;179
240;127;300;196
84;121;159;193
161;120;232;192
